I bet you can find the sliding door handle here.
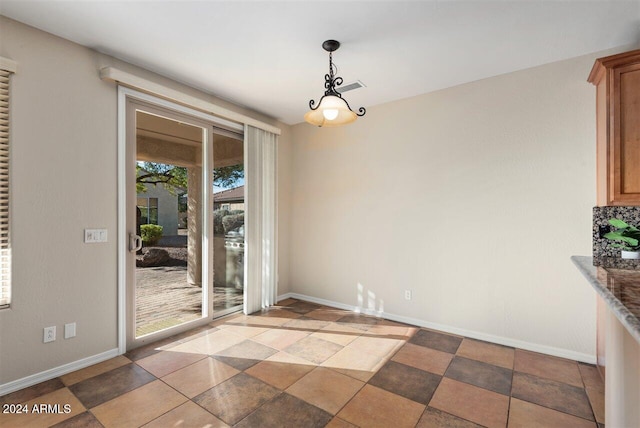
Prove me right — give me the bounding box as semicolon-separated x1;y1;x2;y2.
129;233;143;252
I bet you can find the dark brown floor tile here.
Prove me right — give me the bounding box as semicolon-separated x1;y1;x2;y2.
284;301;323;314
444;356;512;395
0;377;65;405
305;309;349;322
69;363;155;409
368;360;441;405
410;329;462;354
585;385;605;424
194;372;280;425
235;393;332;428
50;411;104;428
284;336;343;364
417;407;483;428
514;349;583;388
578;363;604;392
511;372;594;421
336;314;380;328
212;355;261;371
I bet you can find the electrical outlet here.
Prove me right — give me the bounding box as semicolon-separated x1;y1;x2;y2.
44;326;56;343
404;290;412;300
64;322;76;339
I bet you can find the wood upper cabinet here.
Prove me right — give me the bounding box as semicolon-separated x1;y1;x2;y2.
589;49;640;206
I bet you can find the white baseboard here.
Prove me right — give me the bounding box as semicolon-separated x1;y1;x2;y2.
0;348;120;396
277;292;596;364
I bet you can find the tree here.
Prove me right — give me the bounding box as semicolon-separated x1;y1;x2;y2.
137;162;244;194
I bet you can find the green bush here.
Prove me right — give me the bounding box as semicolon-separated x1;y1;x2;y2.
223;213;244;234
214;209;229;236
140;224;163;245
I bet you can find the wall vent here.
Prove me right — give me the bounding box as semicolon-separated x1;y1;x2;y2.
336;80;366;94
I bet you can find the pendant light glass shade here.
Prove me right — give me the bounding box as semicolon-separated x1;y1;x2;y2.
304;95;357;127
305;40;365;127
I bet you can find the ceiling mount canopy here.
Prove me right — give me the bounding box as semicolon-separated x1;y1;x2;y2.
304;39;366;127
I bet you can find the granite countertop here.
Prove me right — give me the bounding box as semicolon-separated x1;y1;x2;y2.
572;255;640;344
592;256;640;270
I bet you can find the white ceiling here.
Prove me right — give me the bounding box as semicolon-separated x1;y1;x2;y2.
1;1;639;125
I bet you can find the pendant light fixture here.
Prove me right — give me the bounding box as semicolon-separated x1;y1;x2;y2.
304;40;366;127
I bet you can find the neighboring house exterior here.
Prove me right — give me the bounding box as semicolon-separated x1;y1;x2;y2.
137;183;183;236
214;185;244;211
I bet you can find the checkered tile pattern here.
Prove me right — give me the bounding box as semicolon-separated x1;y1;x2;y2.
0;299;604;427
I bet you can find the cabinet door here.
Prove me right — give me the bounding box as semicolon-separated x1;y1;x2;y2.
612;63;640;203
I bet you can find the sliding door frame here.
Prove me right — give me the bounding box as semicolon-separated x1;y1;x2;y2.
117;87;245;353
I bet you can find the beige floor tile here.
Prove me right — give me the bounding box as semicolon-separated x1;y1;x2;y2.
456;338;514;369
322;336;403;374
287;367;365;414
245;360;315;390
320;322;366;336
161;357;239;398
508;397;596;428
142;400;228;427
92;380;187;428
236;314;294;327
366;323;418;339
277;298;298;305
217;324;270;338
337;384;425;428
265;350;318;366
60;356;132;386
310;330;359;346
284;336;343;364
392;342;453;375
429;378;509;428
514;349;583;387
252;328;310;350
0;387;85;428
260;308;302;319
136;350;206;378
325;417;358;428
169;328;246;355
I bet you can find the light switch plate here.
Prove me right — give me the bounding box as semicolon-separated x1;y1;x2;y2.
84;229;107;243
64;322;76;339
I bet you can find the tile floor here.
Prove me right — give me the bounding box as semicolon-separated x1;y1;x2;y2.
0;299;604;427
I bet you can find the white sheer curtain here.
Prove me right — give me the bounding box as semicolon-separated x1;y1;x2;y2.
244;125;277;314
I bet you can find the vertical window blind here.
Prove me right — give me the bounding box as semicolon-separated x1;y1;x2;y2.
0;67;12;309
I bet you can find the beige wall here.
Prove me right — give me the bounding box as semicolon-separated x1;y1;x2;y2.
0;16;292;386
288;50;620;360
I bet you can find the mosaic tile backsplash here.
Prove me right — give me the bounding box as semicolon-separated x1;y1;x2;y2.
593;206;640;258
